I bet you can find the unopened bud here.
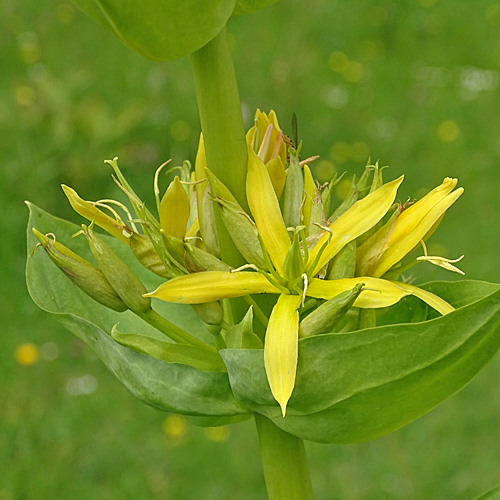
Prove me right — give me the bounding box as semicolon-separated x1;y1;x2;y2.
215;197;268;271
183;242;230;273
308;190;325;237
299;283;364;337
32;228;127;312
326;240;357;280
191;302;224;326
159;176;190;240
82;225;151;313
129;233;171;278
283;229;305;284
283;149;304;228
200;184;220;257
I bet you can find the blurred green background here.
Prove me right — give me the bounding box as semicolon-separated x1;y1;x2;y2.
2;0;500;498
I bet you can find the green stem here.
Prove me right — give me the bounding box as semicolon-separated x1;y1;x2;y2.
357;308;377;330
190;26;249;323
136;308;215;351
255;414;315;500
190;26;248;209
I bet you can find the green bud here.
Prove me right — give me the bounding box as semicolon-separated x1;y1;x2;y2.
330;165;374;222
356;206;400;275
326;240;357;280
283;149;304;228
308;190;325;236
191;302;224;326
32;228;127;312
205;167;268;270
183;242;230;273
160;232;186;270
283;229;306;285
224;307;263;349
82;225;151;313
200;184;220;257
215;197;268;270
129;233;171;278
299;284;364;338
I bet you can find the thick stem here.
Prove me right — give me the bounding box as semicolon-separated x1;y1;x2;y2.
190;26;248;209
357;308;377;330
190;26;249;322
255;414;315;500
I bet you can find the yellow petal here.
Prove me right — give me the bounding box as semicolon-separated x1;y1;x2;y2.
267;110;287;164
306;277;454;315
307;176;404;276
307;277;411;308
264;294;302;417
390;281;455;316
246;146;290;274
146;271;279;304
194;133;208;233
389;178;457;244
302;165;316;229
62;185;131;245
266;155;286;199
373;187;463;277
159;176;190;240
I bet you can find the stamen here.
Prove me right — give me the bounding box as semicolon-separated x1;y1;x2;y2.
229;264;260;273
180;178;208;186
91;201;123;223
301;273;308;307
299;155;320;166
154;160;171;212
111;175;143;208
417;240;465;275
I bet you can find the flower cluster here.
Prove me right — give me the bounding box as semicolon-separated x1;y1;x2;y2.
33;110;464;416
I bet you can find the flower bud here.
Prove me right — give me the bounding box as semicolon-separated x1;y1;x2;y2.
159;176;190;240
299;283;364;337
82;225;151;313
214;197;268;270
183;242;230;273
308;190;325;237
326;240;357;280
200;184;220;257
283;229;305;285
129;233;171;278
205;167;268;270
32;228;127;312
191;302;224;326
283;150;304;228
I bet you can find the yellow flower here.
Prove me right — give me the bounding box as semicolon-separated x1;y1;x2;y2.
146;146;454;416
356;177;464;277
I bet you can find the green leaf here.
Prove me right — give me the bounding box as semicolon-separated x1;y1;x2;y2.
111;324;228;372
71;0;236;61
225;307;263;349
233;0;281;16
474;485;500;500
26;203;249;418
221;280;500;443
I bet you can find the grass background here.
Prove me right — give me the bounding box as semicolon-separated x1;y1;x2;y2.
2;0;500;498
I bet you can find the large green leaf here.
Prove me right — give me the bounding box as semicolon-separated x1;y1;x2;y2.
474;485;500;500
26;203;249;418
233;0;281;16
221;280;500;443
71;0;236;61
